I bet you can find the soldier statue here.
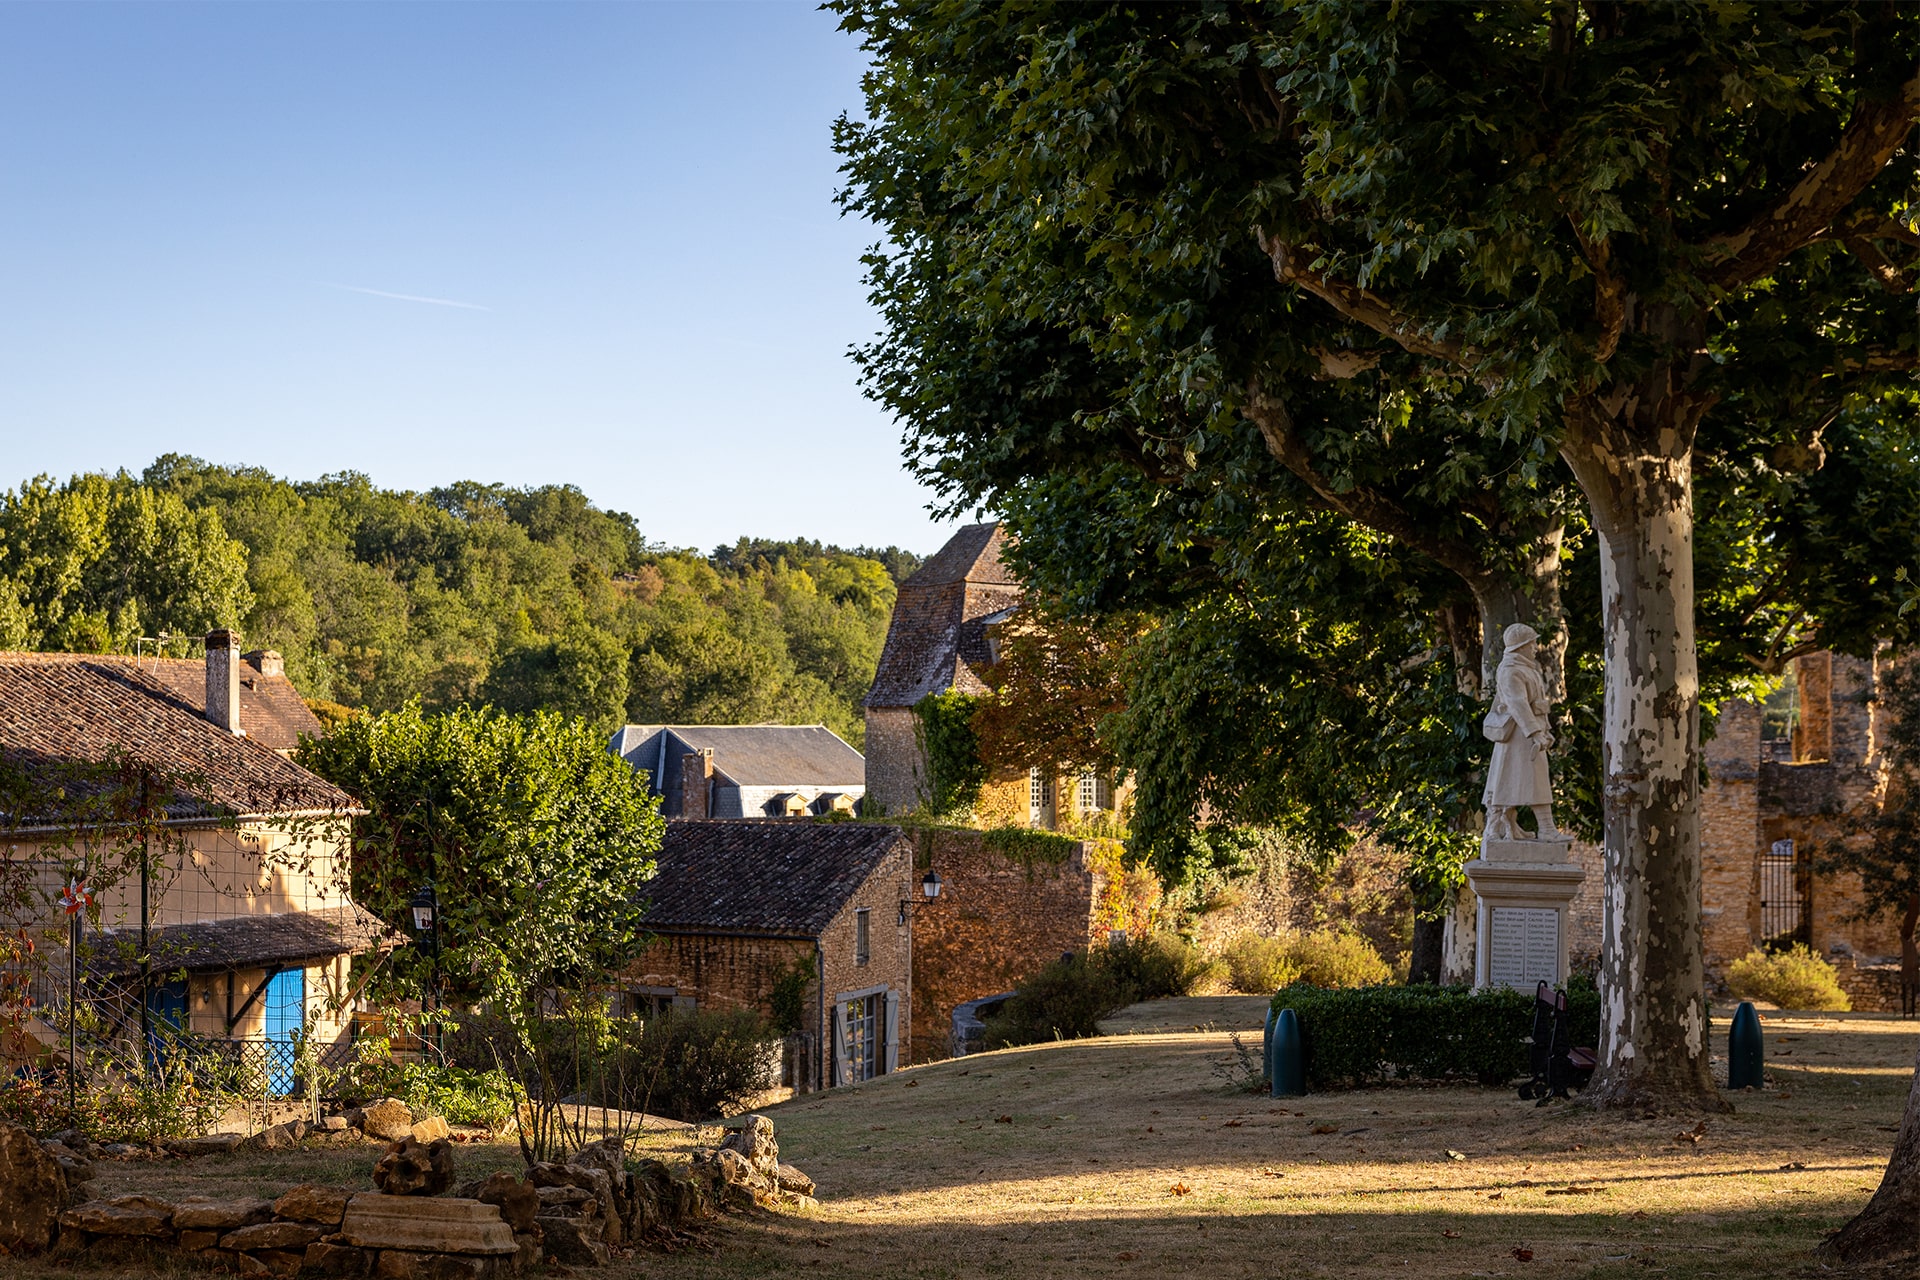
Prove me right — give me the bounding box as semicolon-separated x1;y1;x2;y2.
1482;622;1566;842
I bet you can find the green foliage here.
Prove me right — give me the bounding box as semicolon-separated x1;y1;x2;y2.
0;1064;225;1143
336;1050;519;1130
985;935;1216;1047
0;457;903;742
979;825;1079;870
912;690;988;817
1269;981;1602;1090
767;958;816;1038
1222;928;1393;994
296;703;663;1004
589;1009;776;1123
1727;946;1851;1012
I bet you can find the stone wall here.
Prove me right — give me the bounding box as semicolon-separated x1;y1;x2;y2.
862;708;922;818
1833;956;1906;1013
818;841;915;1074
908;829;1114;1061
622;933;814;1025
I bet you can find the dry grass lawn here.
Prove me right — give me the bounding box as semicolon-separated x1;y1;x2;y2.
16;997;1918;1279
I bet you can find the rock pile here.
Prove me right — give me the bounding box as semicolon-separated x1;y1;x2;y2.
688;1114;818;1211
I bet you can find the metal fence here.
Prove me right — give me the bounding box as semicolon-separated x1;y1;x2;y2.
1760;838;1811;949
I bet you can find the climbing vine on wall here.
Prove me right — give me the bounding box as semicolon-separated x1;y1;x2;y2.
913;690;988;818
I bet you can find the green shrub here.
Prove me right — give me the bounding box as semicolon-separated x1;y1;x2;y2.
0;1064;225;1143
984;934;1214;1047
1289;928;1394;989
1269;979;1601;1088
335;1045;519;1129
1221;929;1391;993
1727;945;1851;1011
1222;934;1300;993
595;1008;776;1123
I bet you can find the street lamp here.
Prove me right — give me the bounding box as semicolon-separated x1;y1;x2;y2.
407;883;440;1060
921;869;944;900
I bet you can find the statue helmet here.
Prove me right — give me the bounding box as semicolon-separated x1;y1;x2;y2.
1502;623;1540;651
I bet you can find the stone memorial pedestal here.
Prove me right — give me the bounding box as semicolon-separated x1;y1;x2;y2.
1463;837;1584;993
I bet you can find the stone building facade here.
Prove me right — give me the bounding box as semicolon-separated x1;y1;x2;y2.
621;821;915;1089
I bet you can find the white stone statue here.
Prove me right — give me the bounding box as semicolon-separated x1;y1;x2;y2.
1482;622;1565;842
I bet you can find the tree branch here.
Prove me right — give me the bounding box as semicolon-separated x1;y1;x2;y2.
1845;347;1920;373
1241;380;1488;586
1256;230;1478;369
1701;72;1920;290
1843;235;1912;294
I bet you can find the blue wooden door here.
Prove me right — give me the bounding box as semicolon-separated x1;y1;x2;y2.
262;969;304;1095
144;978;188;1068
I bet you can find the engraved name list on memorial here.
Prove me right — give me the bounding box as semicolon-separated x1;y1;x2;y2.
1488;906;1560;991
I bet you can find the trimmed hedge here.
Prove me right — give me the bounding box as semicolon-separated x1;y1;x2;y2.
1269;980;1601;1088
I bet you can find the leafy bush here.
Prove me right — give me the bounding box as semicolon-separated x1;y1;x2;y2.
1221;929;1392;993
984;934;1214;1047
594;1009;776;1123
1269;979;1602;1088
334;1040;519;1129
0;1065;225;1143
1727;945;1851;1011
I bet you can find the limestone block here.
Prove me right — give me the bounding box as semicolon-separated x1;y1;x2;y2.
409;1116;452;1144
221;1220;325;1251
253;1120;307;1151
167;1133;244;1157
374;1249;503;1280
511;1229;542;1275
242;1248;305;1277
319;1116;352;1133
172;1197;273;1230
373;1137;456;1196
534;1185;596;1214
273;1183;353;1225
0;1120;69;1252
720;1115;779;1177
534;1215;607;1267
720;1184;756;1212
303;1240;373;1278
474;1171;539;1233
339;1194;518;1256
359;1099;416;1143
775;1164;816;1196
60;1194;173;1236
179;1229;221;1251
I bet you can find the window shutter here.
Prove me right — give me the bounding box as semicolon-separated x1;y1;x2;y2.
831;1003;852;1087
883;991;900;1075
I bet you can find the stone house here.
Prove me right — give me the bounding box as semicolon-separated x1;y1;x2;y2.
864;522;1128;828
622;821;915;1089
610;725;865;819
0;631;389;1084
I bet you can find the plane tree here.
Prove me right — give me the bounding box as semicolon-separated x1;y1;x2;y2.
835;0;1918;1122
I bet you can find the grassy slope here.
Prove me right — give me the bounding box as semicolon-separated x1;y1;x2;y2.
22;998;1919;1279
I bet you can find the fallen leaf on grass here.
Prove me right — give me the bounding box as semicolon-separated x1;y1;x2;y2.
1261;1168;1284;1178
1445;1150;1468;1161
1569;1144;1584;1151
905;1080;918;1088
1222;1119;1244;1128
1487;1193;1504;1201
1169;1183;1192;1197
994;1115;1012;1124
1879;1126;1899;1133
1545;1187;1600;1196
1441;1230;1459;1239
1511;1247;1534;1262
1311;1125;1338;1135
1778;1162;1807;1171
1116;1253;1138;1262
1674;1121;1708;1145
1342;1128;1371;1136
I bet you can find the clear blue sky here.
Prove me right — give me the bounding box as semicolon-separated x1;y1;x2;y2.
0;1;966;556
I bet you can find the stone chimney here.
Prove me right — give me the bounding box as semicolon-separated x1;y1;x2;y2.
679;747;714;818
205;629;243;736
243;649;284;678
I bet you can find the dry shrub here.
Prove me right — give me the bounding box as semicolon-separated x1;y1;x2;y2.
1220;928;1391;993
1727;945;1851;1011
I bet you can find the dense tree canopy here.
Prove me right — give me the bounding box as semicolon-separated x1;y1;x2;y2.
835;0;1918;1116
0;458;921;742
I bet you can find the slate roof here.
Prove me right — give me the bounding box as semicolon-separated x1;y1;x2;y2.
610;725;864;788
0;653;359;826
89;903;397;976
141;656;323;752
637;820;910;936
865;522;1024;708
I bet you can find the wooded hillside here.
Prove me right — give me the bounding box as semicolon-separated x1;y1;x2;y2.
0;455;918;743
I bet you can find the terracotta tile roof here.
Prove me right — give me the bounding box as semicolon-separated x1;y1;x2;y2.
140;656;322;752
0;653;359;825
88;903;398;976
865;523;1024;709
638;820;909;936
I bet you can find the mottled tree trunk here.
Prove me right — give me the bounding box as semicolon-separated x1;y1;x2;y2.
1822;1041;1920;1266
1562;391;1721;1112
1468;525;1569;702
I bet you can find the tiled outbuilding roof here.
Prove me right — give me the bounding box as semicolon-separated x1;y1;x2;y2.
864;523;1024;709
89;903;397;976
610;724;864;789
0;653;359;825
638;820;909;936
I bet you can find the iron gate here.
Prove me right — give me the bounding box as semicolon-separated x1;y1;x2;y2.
1759;838;1812;950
